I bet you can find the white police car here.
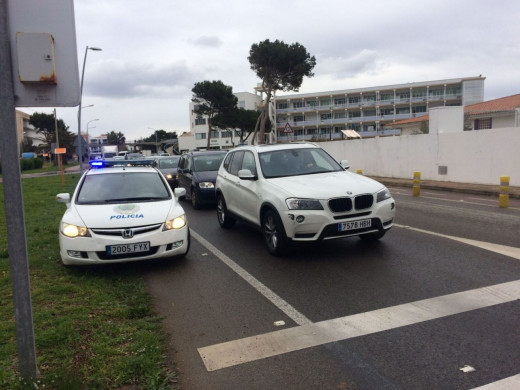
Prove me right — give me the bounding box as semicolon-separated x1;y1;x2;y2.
56;160;189;265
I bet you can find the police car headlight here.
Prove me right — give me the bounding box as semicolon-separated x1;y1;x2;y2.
164;214;187;230
61;223;90;238
376;187;392;203
166;174;174;180
199;182;214;189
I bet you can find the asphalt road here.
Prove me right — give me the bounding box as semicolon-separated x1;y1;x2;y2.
144;187;520;390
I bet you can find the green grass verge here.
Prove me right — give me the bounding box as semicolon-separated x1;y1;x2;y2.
0;174;178;389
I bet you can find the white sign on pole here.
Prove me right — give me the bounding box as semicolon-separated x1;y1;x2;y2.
7;0;80;107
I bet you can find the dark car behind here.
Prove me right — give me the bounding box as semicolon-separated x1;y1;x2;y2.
153;155;181;188
177;150;227;209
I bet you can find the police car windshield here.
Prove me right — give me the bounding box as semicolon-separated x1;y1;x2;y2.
76;172;171;204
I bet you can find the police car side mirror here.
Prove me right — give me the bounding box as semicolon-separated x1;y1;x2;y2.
340;160;350;170
174;187;186;199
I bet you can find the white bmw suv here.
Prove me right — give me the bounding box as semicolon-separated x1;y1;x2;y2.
215;143;395;255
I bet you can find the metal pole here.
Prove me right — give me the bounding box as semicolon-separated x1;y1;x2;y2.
0;0;38;383
77;46;88;175
77;47;101;175
54;108;61;170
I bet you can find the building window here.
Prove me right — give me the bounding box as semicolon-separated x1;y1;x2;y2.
293;115;304;122
293;101;304;108
348;111;361;118
195;133;207;140
320;113;332;120
334;112;346;119
210;130;219;138
474;118;492;130
320;99;331;107
294;129;304;136
277;102;288;109
306;128;317;135
334;98;345;106
349;97;360;104
195;117;206;125
307;100;318;107
412;106;426;114
380;93;393;101
412;90;427;98
221;131;232;138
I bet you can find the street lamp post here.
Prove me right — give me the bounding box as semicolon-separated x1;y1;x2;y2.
77;46;101;175
86;118;99;161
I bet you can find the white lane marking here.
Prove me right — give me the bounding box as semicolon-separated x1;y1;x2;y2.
394;224;520;260
471;374;520;389
190;230;311;326
198;280;520;371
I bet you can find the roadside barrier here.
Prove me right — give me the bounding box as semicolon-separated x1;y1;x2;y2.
413;171;421;196
499;175;510;208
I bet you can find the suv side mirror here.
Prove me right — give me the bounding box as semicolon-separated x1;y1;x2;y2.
238;169;257;180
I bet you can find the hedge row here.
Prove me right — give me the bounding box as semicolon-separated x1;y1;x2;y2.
0;158;44;174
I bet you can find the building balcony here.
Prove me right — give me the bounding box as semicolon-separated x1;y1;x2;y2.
276;93;462;114
276;112;427;128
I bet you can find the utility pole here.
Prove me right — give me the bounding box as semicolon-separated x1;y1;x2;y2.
0;0;38;383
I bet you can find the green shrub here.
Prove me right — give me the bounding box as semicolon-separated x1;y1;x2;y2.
19;158;43;171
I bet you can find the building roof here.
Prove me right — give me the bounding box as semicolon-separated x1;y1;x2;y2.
389;93;520;127
275;76;485;99
464;93;520;114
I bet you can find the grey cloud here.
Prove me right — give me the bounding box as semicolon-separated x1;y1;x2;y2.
192;36;223;47
84;61;200;99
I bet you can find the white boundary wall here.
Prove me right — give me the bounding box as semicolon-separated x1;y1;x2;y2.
320;127;520;186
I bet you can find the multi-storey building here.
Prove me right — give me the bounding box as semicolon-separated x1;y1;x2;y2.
273;76;485;142
185;91;263;150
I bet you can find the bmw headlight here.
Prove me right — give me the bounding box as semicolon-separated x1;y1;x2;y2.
61;222;90;238
164;214;187;230
376;187;392;203
166;174;173;180
286;198;324;210
199;182;214;189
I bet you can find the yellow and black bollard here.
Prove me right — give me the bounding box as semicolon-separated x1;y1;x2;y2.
413;171;421;196
499;176;510;208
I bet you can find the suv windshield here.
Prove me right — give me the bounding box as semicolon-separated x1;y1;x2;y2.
76;172;171;204
193;153;227;172
259;148;343;178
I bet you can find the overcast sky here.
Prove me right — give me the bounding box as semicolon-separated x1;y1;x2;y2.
18;0;520;142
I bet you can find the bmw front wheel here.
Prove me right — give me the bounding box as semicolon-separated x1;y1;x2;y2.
262;210;290;256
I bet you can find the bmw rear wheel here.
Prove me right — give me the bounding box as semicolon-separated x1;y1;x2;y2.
217;195;236;228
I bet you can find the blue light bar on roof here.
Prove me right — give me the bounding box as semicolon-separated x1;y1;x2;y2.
89;160;105;168
88;159;156;169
